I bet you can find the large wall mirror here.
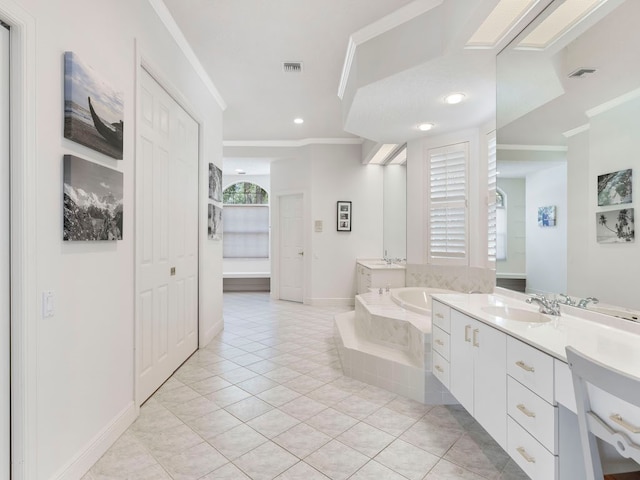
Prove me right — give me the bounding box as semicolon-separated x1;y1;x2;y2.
383;147;407;261
497;0;639;314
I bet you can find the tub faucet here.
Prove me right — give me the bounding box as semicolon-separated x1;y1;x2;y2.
526;294;561;316
577;297;599;308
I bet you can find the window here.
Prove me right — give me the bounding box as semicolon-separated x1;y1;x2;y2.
222;183;269;259
487;131;497;264
427;142;468;264
496;188;507;261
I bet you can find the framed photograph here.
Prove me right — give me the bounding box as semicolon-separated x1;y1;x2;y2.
597;208;634;243
598;169;632;206
537;205;556;227
208;204;223;240
209;163;222;202
337;201;352;232
64;52;124;159
63;154;123;241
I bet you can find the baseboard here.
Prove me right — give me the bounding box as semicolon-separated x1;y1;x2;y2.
201;318;223;347
53;401;137;480
305;297;355;307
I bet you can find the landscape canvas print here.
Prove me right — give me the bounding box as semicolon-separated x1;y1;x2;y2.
208;204;223;240
598;169;632;206
63;155;123;241
209;163;222;202
64;52;124;159
597;208;634;243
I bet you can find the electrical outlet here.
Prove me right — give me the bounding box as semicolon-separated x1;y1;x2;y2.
42;291;54;318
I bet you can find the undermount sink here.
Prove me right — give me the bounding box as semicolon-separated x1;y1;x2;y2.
482;305;552;324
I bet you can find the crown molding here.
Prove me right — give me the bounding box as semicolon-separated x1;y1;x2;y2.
148;0;227;110
563;124;590;138
223;138;364;148
497;144;567;152
586;87;640;119
337;0;443;99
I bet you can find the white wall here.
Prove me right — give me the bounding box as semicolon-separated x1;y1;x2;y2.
221;174;271;277
567;97;640;309
525;164;567;294
496;177;526;276
6;0;224;477
268;143;384;304
383;165;406;260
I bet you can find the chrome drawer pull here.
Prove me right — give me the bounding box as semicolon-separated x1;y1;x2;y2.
517;403;536;418
517;447;536;463
610;414;640;434
516;360;535;373
435;365;444;373
472;329;479;347
464;325;471;342
435;313;444;319
435;339;445;346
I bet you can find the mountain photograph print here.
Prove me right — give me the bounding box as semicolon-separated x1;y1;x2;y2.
64;52;124;159
598;169;632;206
63;155;123;241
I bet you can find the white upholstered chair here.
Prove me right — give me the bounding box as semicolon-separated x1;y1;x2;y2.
566;346;640;480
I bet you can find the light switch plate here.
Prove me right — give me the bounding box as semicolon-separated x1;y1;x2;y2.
42;291;54;318
314;220;323;232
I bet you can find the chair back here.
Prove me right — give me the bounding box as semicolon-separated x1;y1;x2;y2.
566;346;640;480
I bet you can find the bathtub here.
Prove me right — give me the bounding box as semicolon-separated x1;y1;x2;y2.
390;287;457;315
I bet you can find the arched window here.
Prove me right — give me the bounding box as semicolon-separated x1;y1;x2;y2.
222;183;270;258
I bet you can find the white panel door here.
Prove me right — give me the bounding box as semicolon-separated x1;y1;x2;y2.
279;194;304;302
137;69;199;402
0;23;9;477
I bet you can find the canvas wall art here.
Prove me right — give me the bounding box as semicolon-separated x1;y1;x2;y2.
597;208;634;243
64;52;124;159
537;205;556;227
209;163;222;202
63;155;123;241
598;169;632;206
208;204;223;240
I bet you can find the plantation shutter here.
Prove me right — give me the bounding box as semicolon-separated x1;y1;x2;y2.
487;131;497;264
428;143;468;263
223;205;270;258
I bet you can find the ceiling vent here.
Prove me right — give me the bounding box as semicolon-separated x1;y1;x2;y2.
283;62;303;73
569;67;596;78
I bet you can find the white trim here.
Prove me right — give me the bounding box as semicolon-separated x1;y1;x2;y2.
223;272;270;279
147;0;227;110
496;272;527;279
305;298;356;307
497;143;568;152
586;87;640;119
563;124;590;138
1;0;38;477
337;0;443;98
51;403;136;480
224;138;363;148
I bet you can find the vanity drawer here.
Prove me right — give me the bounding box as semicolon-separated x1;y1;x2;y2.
432;351;449;389
432;301;450;332
508;417;557;480
508;376;557;453
507;337;554;403
432;325;450;360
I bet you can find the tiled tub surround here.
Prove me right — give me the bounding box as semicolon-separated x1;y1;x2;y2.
406;264;495;294
335;289;457;404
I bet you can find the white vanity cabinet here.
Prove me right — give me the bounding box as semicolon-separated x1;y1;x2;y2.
356;262;405;294
435;301;507;449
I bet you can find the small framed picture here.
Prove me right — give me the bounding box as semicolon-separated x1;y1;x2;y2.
337;201;352;232
537;205;556;227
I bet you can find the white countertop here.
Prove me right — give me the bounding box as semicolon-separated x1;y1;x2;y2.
431;292;640;380
357;258;406;270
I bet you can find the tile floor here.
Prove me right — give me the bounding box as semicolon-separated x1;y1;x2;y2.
82;292;529;480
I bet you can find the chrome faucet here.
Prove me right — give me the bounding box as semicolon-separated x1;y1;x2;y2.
557;293;575;306
577;297;599;308
526;294;561;316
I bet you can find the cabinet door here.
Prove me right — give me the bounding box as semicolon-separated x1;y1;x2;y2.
474;321;507;449
450;310;474;415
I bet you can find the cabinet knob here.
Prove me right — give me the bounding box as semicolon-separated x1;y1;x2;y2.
435;365;444;373
515;360;535;373
472;329;479;347
435;339;444;346
464;325;471;342
516;447;536;464
517;403;536;418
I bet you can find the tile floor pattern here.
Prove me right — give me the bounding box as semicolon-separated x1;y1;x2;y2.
83;292;530;480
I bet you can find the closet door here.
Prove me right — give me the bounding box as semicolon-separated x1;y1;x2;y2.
137;68;199;402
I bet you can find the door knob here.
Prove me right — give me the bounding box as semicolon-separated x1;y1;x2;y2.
170;267;176;276
298;251;304;256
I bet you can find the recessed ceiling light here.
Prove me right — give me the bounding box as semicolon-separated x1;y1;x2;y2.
293;118;304;124
417;123;434;131
444;93;466;105
517;0;608;49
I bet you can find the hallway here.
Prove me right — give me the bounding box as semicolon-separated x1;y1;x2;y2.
82;293;527;479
